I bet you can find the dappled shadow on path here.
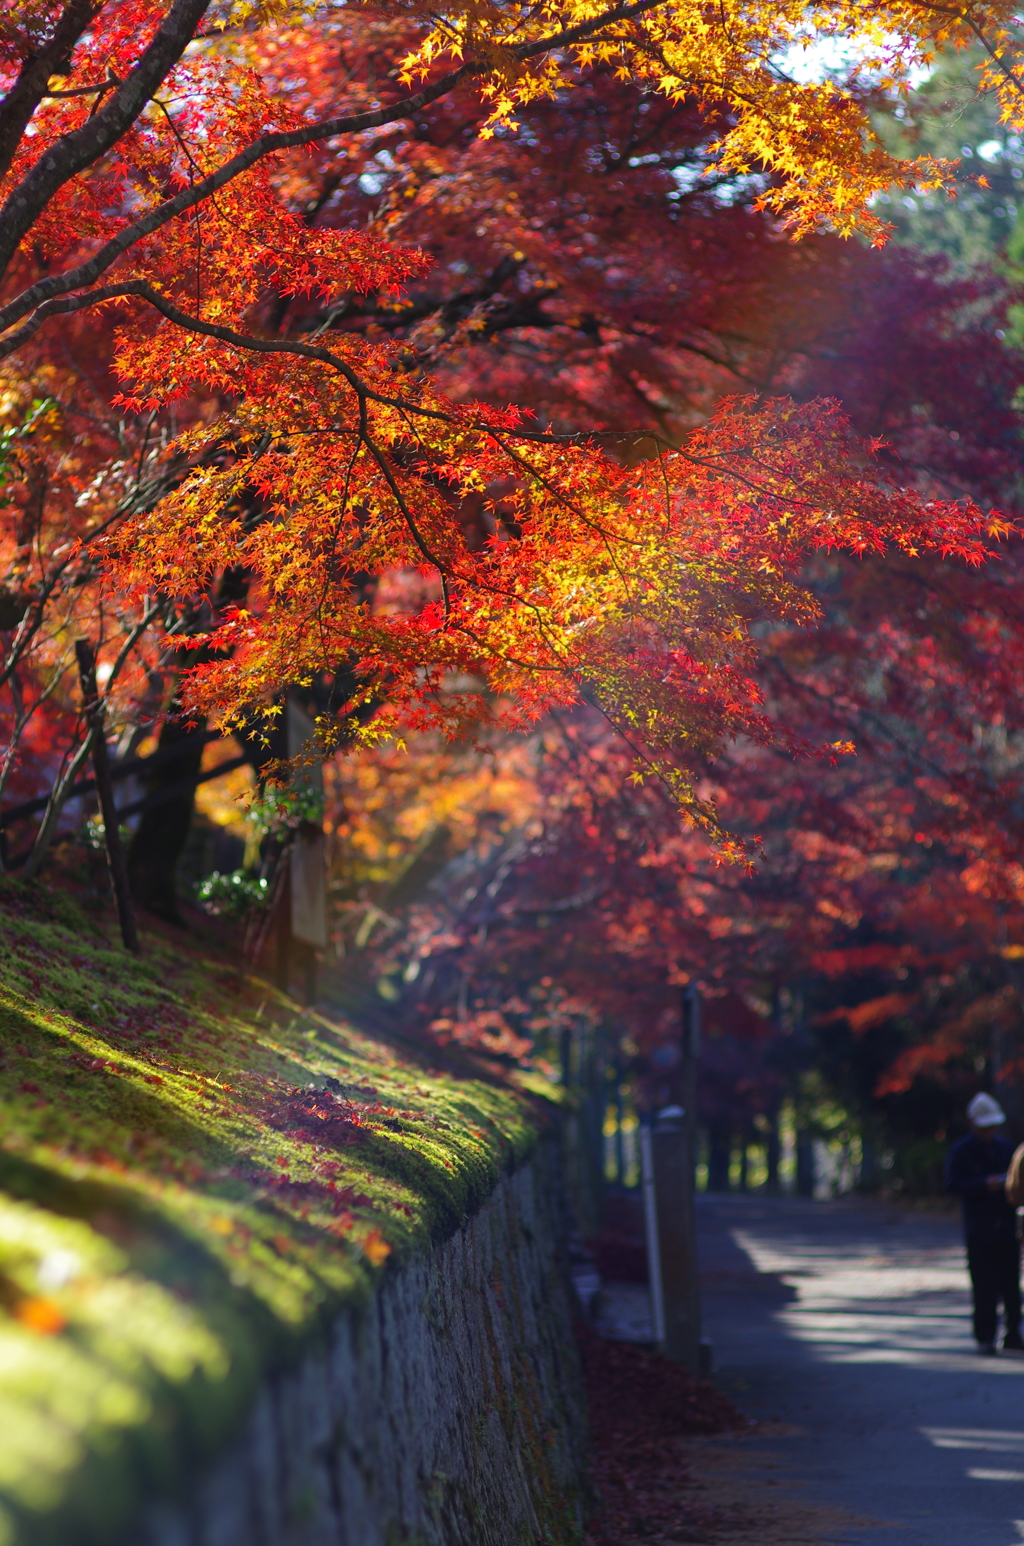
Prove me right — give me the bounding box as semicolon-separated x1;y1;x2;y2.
696;1194;1024;1546
699;1193;997;1374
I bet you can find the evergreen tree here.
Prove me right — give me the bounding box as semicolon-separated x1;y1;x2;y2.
877;49;1022;269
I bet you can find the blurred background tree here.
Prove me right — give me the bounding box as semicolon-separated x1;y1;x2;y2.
876;47;1024;268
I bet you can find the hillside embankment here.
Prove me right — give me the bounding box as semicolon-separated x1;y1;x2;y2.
0;880;586;1546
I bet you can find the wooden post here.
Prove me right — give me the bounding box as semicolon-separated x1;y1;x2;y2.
74;640;140;954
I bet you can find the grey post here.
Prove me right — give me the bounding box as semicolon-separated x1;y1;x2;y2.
641;985;703;1371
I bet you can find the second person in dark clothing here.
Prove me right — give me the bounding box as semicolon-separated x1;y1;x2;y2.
945;1092;1023;1356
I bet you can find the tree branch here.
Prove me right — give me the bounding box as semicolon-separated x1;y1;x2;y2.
2;279;817;523
0;0;668;334
0;0;213;277
0;0;103;184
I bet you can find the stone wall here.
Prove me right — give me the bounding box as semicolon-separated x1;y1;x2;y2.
138;1140;589;1546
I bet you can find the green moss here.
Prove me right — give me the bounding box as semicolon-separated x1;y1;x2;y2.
0;880;547;1546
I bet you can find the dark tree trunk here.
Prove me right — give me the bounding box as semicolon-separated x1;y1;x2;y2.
796;1130;816;1198
766;1108;781;1193
707;1123;732;1191
127;712;208;922
126;571;255;922
75;639;140;953
124;644;365;925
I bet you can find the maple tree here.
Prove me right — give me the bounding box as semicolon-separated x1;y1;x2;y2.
319;215;1024;1185
4;0;1024;890
5;0;1024;1201
285;40;1024;1162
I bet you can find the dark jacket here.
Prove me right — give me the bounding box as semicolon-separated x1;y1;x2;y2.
945;1132;1017;1244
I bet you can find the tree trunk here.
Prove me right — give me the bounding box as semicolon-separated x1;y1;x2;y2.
75;639;140;953
766;1108;781;1193
796;1130;816;1198
707;1123;732;1191
127;712;208;922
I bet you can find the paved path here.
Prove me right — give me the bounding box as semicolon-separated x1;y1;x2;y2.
697;1193;1024;1546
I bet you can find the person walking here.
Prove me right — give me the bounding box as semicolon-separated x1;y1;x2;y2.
945;1093;1023;1355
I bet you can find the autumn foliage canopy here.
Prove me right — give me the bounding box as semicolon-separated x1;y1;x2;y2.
3;0;1024;867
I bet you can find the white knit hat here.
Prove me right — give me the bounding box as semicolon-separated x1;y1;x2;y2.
968;1092;1006;1127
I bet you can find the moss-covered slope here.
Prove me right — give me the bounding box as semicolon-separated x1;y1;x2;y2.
0;881;546;1546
